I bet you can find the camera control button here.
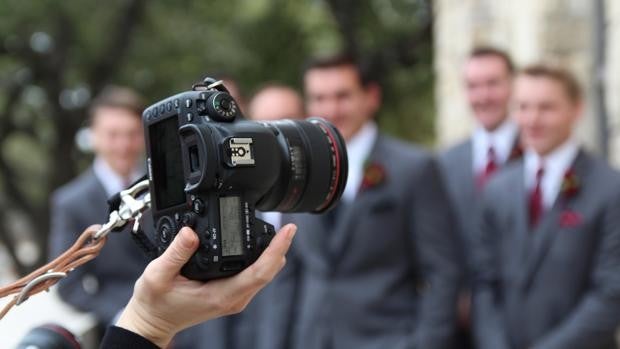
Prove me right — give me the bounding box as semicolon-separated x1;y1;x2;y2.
166;102;173;112
185;99;192;108
174;99;180;108
182;213;197;228
192;199;205;214
160;224;172;244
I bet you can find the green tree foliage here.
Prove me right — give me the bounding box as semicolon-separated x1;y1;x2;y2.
0;0;433;273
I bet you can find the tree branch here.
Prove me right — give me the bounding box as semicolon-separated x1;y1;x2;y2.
88;0;147;94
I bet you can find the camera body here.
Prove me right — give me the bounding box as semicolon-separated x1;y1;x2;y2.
143;79;347;281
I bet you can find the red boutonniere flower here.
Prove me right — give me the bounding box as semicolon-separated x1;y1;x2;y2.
558;169;582;228
561;169;580;200
359;162;386;193
508;142;524;161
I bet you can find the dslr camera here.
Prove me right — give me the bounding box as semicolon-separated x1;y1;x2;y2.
143;78;348;281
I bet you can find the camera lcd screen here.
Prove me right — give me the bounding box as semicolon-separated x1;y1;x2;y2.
150;116;186;209
220;196;243;257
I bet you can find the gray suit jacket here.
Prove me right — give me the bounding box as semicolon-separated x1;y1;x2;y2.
473;150;620;349
438;140;478;278
259;135;461;349
49;168;150;325
439;138;522;279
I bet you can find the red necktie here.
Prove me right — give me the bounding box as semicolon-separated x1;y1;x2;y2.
477;146;498;189
529;166;544;229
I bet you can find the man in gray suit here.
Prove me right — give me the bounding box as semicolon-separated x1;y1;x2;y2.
260;54;461;349
473;65;620;349
438;47;521;346
439;47;520;273
49;87;150;328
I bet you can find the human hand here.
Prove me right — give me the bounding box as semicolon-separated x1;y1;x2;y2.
116;224;297;348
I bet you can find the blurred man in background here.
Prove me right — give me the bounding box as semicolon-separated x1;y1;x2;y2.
261;54;461;349
438;47;521;347
49;86;150;334
473;65;620;349
247;83;305;121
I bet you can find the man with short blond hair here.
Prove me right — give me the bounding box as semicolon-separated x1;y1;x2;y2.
262;53;461;349
473;65;620;349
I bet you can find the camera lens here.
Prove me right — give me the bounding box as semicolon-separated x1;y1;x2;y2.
16;324;81;349
257;117;348;213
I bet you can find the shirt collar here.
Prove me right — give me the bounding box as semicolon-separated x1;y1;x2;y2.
524;138;580;207
93;157;143;197
472;118;519;171
342;121;378;202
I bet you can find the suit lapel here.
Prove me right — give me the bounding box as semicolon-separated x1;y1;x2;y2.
328;135;387;263
458;140;476;211
509;163;531;279
519;150;589;290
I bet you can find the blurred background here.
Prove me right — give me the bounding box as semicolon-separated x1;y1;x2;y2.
0;0;434;278
2;0;620;345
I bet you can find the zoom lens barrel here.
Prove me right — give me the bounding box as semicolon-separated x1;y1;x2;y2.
256;117;348;213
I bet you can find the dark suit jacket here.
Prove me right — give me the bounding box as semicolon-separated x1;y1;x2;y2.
49;168;150;325
259;135;462;349
473;150;620;349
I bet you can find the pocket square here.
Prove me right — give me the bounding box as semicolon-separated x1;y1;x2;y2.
559;210;582;228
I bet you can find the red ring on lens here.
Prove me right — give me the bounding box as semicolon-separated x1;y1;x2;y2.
315;121;342;211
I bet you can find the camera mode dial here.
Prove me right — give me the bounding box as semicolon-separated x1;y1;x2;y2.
207;92;238;122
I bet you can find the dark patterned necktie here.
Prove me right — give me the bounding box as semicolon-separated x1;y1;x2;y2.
477;146;498;189
529;166;544;229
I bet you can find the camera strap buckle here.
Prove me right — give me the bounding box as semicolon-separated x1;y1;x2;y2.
94;179;152;240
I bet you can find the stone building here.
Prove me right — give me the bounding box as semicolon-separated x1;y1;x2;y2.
434;0;620;165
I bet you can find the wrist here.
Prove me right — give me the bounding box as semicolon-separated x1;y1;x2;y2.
116;298;174;348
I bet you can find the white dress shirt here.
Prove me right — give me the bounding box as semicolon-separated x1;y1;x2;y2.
342;121;379;203
472;119;519;174
93;157;144;198
524;138;579;209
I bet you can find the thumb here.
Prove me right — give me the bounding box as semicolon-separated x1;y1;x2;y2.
156;227;199;280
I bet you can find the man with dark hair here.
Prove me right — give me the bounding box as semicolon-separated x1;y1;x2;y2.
438;46;521;347
473;65;620;349
260;53;461;349
49;86;150;333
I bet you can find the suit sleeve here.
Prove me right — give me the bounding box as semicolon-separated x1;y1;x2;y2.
256;232;301;349
49;192;124;324
471;190;511;349
531;190;620;349
409;157;462;349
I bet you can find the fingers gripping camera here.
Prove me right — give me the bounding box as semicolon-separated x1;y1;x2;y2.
143;78;348;281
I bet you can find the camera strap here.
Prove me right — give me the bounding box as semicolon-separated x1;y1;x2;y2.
0;180;153;320
107;175;158;260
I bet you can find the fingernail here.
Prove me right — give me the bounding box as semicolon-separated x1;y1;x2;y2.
287;225;297;240
179;227;198;249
